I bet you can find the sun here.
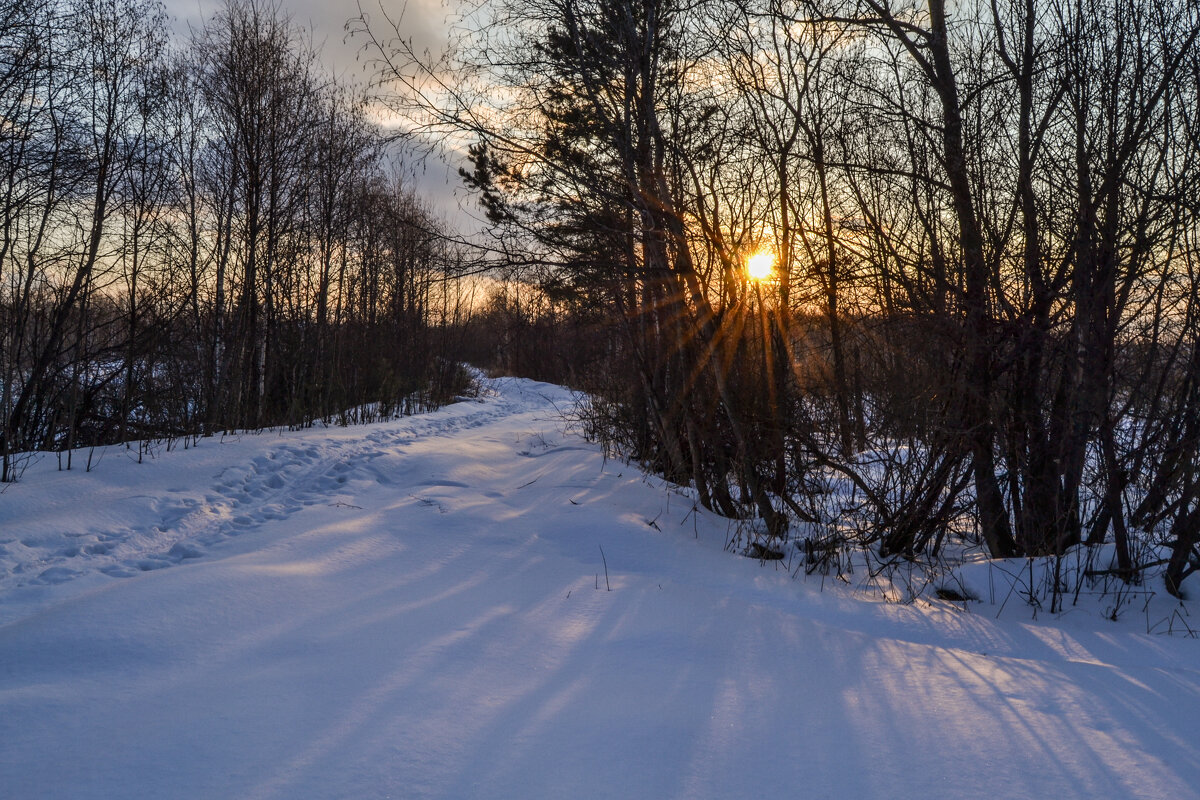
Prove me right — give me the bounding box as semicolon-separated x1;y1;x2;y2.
746;251;775;281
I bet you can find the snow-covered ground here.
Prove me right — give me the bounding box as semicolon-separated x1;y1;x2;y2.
2;377;1199;799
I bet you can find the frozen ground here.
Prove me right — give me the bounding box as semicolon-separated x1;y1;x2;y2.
2;377;1199;799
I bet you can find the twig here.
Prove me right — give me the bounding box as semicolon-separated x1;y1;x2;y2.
599;544;611;591
1085;558;1170;578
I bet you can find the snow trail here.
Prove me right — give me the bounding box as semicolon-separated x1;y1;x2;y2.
2;377;1199;799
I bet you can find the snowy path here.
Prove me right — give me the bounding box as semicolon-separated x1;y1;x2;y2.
2;377;1199;799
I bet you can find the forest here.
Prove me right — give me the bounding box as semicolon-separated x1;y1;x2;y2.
6;0;1200;598
386;0;1200;599
0;0;471;484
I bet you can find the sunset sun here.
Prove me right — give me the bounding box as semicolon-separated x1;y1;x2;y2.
746;251;775;281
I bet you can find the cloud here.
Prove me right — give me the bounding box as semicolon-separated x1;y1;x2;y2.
164;0;456;86
162;0;482;235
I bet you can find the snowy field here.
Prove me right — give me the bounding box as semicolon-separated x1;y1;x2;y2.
2;377;1199;799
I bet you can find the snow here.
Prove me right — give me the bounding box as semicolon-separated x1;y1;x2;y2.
2;376;1199;799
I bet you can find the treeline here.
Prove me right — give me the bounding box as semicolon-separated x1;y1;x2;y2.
368;0;1200;595
0;0;465;481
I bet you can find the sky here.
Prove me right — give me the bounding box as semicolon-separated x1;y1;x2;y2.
164;0;453;80
164;0;484;235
